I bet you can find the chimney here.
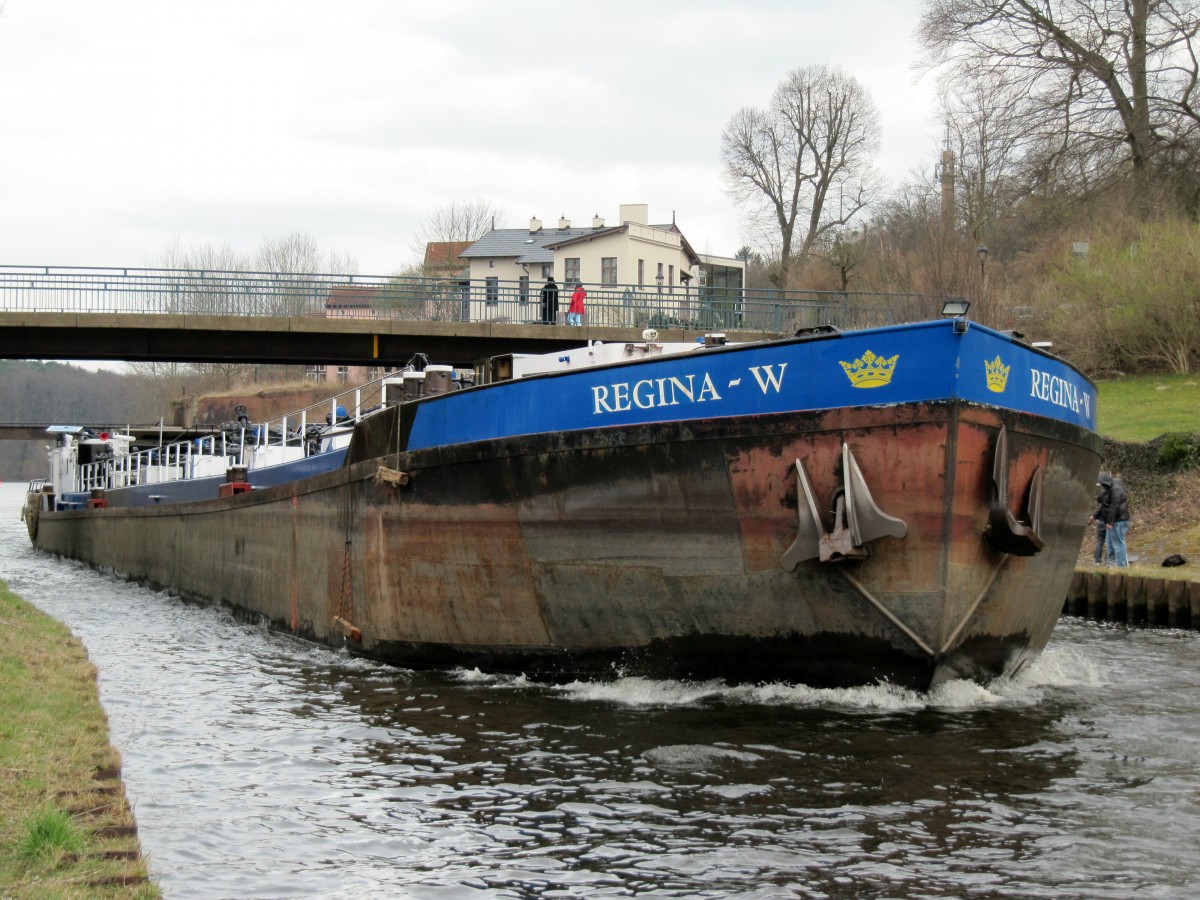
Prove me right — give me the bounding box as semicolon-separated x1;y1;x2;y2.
529;216;542;233
558;214;571;229
940;149;956;230
593;214;605;228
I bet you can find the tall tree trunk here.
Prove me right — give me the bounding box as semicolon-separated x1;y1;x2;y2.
1129;0;1153;207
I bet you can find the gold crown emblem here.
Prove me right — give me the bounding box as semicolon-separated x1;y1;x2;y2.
985;355;1010;393
839;350;899;388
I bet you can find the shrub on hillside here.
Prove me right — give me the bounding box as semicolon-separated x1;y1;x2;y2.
1157;432;1200;470
1047;218;1200;375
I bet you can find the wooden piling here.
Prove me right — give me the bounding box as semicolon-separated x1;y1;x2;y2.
1086;572;1106;620
1126;574;1147;626
1167;580;1190;629
1146;578;1168;627
1070;573;1089;619
1106;573;1127;624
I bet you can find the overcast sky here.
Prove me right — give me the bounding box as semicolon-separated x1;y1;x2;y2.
0;1;940;276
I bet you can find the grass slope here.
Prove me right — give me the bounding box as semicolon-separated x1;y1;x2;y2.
0;579;157;898
1083;374;1200;574
1096;373;1200;441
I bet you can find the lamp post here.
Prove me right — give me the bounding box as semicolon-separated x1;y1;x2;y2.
655;272;664;294
976;244;989;282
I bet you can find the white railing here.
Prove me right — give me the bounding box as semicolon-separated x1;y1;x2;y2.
78;435;231;491
76;376;399;494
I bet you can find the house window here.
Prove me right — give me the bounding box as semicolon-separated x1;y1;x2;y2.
336;366;348;383
601;258;617;285
519;275;529;303
638;259;645;287
565;258;580;284
669;265;674;289
485;276;499;306
656;262;664;292
542;263;553;279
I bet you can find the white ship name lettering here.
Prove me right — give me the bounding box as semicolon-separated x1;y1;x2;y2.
1030;369;1090;417
592;372;723;415
748;363;787;393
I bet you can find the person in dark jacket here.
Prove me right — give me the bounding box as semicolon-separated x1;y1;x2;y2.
1088;481;1107;565
1092;471;1132;567
540;276;559;325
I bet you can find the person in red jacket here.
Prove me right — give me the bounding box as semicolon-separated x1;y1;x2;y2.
567;282;586;326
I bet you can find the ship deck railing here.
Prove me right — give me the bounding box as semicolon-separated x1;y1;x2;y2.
75;376;398;494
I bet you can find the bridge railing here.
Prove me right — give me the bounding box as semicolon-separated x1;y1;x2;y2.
0;265;946;333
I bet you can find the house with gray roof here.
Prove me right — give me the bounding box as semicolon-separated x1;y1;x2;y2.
457;204;741;324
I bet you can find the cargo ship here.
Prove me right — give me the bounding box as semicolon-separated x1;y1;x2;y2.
23;313;1102;690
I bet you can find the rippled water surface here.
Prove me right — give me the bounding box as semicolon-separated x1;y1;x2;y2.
4;484;1200;898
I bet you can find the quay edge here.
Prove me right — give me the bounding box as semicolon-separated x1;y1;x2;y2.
1064;569;1200;628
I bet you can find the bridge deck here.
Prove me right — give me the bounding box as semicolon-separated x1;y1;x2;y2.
0;311;773;367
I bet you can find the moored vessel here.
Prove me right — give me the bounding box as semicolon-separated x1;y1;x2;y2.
24;313;1102;689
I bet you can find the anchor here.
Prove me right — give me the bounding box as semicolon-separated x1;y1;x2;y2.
782;443;908;569
984;424;1044;556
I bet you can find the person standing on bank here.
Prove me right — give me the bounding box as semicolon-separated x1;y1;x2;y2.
568;281;586;326
1094;471;1132;567
540;276;559;325
1088;480;1107;565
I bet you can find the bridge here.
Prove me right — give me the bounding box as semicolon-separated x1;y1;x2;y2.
0;265;943;367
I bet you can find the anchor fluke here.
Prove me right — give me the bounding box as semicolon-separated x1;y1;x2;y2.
782;444;908;569
780;458;824;570
984;425;1044;556
842;442;908;546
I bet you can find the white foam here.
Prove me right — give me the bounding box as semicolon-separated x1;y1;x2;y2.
1016;640;1110;689
447;667;532;688
643;744;766;770
546;676;937;711
542;657;1111;711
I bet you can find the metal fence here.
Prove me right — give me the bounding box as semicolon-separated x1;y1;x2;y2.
0;265;948;333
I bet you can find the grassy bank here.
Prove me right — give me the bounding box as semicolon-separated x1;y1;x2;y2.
0;579;157;898
1096;374;1200;441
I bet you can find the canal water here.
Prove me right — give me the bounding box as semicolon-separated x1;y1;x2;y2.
3;483;1200;899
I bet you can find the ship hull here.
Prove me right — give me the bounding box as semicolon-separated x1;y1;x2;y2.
32;398;1100;690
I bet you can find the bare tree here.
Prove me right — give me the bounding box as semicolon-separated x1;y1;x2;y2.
149;233;357;387
721;65;881;287
254;231;358;276
409;199;504;273
918;0;1200;212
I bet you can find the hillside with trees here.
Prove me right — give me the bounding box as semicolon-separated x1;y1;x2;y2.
0;361;159;480
723;1;1200;378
